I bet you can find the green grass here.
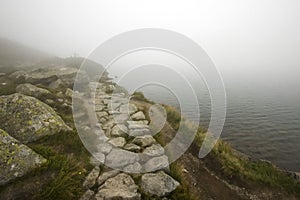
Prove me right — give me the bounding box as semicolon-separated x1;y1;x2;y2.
169;162;197;200
211;140;300;196
28;130;92;200
131;91;153;103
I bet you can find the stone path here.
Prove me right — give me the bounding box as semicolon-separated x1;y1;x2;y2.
79;82;179;199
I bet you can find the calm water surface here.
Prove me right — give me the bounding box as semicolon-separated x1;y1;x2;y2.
137;84;300;172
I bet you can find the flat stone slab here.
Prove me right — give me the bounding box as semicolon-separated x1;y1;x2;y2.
141;171;179;197
140;144;165;162
126;120;149;125
129;128;152;137
0;129;47;185
128;124;149;130
144;155;169;172
105;149;140;169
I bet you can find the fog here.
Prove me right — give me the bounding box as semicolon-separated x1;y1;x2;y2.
0;0;299;91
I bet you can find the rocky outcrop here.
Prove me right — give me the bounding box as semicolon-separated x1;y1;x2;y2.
16;83;51;99
9;66;89;89
0;93;71;143
0;129;46;185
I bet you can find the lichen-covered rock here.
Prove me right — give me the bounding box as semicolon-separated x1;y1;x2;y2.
141;171;179;197
0;129;46;185
95;173;141;200
0;93;71;143
16;83;51;99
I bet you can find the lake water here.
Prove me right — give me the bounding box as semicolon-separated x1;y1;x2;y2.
137;83;300;172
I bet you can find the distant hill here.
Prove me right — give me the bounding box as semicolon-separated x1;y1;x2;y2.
36;56;109;80
0;38;51;67
0;38;108;79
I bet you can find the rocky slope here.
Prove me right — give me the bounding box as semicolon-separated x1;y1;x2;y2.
0;66;181;199
0;65;299;200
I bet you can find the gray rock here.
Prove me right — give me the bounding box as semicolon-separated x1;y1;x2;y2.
132;135;156;147
141;171;179;197
129;128;151;137
113;113;129;124
90;153;105;166
0;129;47;185
126;120;149;125
83;166;100;189
140;144;165;162
16;83;51;99
79;189;94;200
128;124;149;130
97;169;120;185
123;143;141;152
96;173;141;200
108;102;121;110
0;93;71;143
144;155;169;172
108;137;126;147
123;162;143;173
110;124;127;137
120;103;138;115
131;111;146;120
97;143;113;155
106;149;140;169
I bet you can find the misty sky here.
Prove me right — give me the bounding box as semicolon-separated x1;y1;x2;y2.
0;0;299;89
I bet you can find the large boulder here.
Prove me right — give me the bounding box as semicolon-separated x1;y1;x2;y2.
141;171;179;197
0;93;71;143
95;173;141;200
16;83;51;99
0;129;46;185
